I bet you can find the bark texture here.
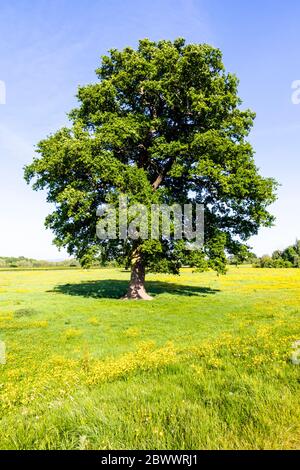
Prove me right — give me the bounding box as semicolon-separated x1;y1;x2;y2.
124;251;153;300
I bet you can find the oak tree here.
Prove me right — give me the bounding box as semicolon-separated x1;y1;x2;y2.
24;39;277;299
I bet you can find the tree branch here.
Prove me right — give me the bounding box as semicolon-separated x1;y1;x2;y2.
152;157;175;191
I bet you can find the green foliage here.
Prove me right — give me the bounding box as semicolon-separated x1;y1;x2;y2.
24;39;277;275
254;256;292;269
254;240;300;268
0;256;80;269
227;248;257;266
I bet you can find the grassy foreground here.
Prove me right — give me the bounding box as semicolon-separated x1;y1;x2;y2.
0;266;299;450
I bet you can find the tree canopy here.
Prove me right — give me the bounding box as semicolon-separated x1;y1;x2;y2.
24;38;277;298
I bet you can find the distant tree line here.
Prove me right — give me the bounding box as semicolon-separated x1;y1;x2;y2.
0;256;80;269
254;240;300;268
227;249;257;266
0;256;123;269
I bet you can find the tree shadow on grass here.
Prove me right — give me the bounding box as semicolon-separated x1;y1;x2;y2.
52;279;219;299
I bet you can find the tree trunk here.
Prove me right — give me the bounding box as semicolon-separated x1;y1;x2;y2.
124;251;153;300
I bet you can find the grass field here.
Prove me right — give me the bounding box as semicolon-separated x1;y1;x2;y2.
0;266;300;450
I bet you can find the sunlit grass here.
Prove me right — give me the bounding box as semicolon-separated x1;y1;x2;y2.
0;266;299;449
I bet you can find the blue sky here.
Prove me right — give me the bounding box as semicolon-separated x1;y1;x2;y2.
0;0;299;259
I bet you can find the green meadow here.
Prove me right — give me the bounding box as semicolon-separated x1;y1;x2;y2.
0;266;299;449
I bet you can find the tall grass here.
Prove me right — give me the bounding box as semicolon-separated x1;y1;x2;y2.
0;267;299;449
